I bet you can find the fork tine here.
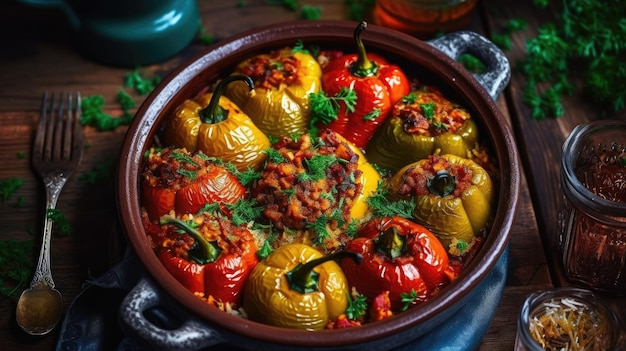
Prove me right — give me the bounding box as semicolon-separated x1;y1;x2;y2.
71;92;83;162
34;92;49;159
53;92;65;161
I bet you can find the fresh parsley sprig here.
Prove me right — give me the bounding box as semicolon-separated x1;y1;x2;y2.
520;0;626;119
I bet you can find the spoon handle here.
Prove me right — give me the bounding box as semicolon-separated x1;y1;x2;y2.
30;176;66;288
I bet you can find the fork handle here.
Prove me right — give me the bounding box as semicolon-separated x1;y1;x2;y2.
30;176;68;288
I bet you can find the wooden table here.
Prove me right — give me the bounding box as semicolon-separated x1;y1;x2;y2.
1;1;624;350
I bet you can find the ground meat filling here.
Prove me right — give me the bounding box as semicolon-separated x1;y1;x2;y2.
251;130;363;245
142;148;214;190
238;51;302;90
396;154;474;197
396;88;470;136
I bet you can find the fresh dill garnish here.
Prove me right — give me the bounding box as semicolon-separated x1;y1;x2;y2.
301;154;337;181
197;202;222;216
306;214;332;247
345;219;359;239
366;183;416;219
170;149;201;167
225;162;261;186
345;293;368;320
176;169;197;181
309;88;358;126
227;198;264;226
265;148;287;164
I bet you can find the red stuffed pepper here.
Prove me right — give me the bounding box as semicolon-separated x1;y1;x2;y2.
340;216;453;311
157;214;259;307
141;147;246;220
313;21;410;149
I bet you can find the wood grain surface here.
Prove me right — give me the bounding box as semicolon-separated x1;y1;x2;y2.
1;1;624;350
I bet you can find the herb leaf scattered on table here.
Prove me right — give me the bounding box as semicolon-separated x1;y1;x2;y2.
520;0;626;119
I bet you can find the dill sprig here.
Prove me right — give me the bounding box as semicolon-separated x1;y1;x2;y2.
366;183;416;219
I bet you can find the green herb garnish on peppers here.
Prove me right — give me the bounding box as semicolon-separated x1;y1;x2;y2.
243;243;362;330
162;75;271;172
388;154;494;248
224;45;323;139
365;87;478;173
159;215;259;306
340;216;453;311
141;148;246;220
311;21;410;149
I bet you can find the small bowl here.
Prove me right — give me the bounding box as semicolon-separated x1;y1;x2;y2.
116;20;520;350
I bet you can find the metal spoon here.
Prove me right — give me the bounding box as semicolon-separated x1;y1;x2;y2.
15;214;63;335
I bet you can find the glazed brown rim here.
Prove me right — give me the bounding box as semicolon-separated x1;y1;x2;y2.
117;20;520;347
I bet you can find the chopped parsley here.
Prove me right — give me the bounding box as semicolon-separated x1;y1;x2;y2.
47;209;71;236
345;293;368;320
0;177;23;202
400;289;419;311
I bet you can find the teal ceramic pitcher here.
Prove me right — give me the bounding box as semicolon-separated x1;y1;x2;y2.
18;0;200;66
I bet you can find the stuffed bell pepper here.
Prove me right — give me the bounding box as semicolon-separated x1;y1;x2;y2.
152;212;259;307
387;154;494;248
141;147;246;220
365;86;479;173
249;129;381;251
340;216;453;311
162;75;270;172
224;44;322;139
311;21;410;149
243;243;361;330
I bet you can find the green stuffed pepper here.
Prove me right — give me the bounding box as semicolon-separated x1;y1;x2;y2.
387;154;494;248
365;86;478;173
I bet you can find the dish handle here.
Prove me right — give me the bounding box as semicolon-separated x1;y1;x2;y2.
427;31;511;100
118;277;222;351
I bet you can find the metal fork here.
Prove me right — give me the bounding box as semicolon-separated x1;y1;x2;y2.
15;92;84;335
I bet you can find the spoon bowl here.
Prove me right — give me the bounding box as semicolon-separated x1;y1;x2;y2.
16;282;63;335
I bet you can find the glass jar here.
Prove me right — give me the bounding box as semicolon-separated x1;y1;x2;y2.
373;0;478;39
558;120;626;295
515;288;620;351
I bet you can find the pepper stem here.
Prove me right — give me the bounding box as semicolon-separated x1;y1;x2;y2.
375;228;405;259
427;170;456;197
199;75;254;124
286;251;363;294
350;21;378;78
159;216;222;264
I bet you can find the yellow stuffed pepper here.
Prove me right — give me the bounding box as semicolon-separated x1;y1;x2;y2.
365;87;478;173
224;45;322;139
162;75;270;171
387;154;494;248
243;243;361;330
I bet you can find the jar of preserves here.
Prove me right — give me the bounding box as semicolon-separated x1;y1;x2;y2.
373;0;478;39
515;288;620;351
558;120;626;295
